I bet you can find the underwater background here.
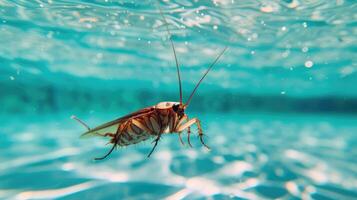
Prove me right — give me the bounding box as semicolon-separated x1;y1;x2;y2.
1;0;356;199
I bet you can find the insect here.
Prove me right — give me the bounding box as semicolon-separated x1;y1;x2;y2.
72;4;228;160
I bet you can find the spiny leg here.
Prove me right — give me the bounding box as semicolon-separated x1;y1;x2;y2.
199;132;210;149
195;119;210;149
104;133;119;145
175;115;188;147
147;133;162;158
187;126;192;147
176;118;210;149
94;132;121;160
94;140;118;160
86;132;116;139
95;122;129;160
178;133;185;146
186;118;192;148
103;133;115;137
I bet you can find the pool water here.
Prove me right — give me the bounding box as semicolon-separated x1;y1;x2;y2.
0;0;356;199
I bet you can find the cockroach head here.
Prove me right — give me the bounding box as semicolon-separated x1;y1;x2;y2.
172;103;185;116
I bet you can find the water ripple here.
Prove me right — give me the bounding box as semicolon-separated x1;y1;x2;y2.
1;0;356;96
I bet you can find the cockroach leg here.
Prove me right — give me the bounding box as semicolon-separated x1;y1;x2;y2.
187;120;193;147
147;134;161;158
199;133;210;150
196;119;210;150
187;128;193;148
178;133;185;146
94;142;118;160
95;123;126;160
176;118;210;149
95;131;122;160
103;133;115;138
184;116;193;147
174;115;188;146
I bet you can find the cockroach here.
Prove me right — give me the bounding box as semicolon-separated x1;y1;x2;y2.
72;4;228;160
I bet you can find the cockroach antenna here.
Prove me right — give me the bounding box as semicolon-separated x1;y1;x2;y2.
185;46;228;107
156;1;183;105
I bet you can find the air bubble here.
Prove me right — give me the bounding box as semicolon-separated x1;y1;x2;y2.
305;60;313;68
252;33;258;39
302;46;309;53
282;50;290;58
114;24;121;30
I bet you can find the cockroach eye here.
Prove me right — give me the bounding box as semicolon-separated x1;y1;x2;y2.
172;104;179;112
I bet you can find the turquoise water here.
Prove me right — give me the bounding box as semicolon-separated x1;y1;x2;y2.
1;0;357;199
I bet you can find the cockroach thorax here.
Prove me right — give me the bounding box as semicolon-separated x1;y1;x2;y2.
155;101;180;109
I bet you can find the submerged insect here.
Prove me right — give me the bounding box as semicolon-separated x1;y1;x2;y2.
72;5;228;160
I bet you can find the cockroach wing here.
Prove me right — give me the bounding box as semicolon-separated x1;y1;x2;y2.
80;106;155;138
80;122;120;138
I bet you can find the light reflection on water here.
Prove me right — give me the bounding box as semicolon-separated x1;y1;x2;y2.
1;113;356;199
1;0;356;96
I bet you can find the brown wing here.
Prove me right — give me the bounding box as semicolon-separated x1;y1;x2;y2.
80;106;155;138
